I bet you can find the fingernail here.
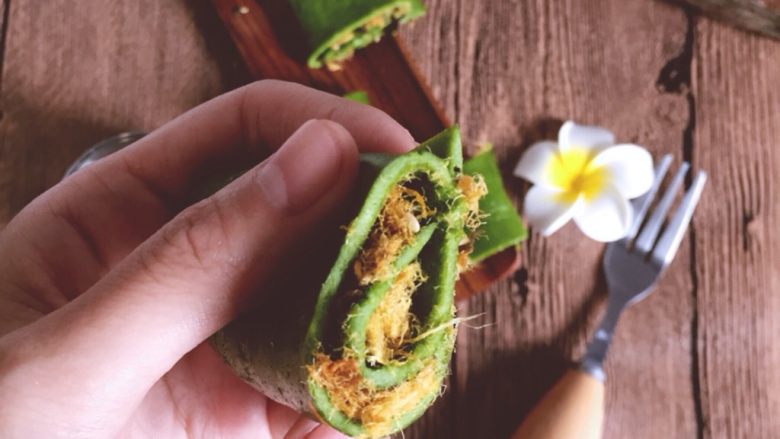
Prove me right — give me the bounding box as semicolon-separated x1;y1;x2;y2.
257;120;355;214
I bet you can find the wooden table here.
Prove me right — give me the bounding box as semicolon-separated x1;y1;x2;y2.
2;1;778;437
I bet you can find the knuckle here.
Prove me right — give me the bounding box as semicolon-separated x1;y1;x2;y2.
154;196;236;272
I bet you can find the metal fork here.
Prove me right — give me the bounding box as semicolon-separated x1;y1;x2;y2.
513;154;707;439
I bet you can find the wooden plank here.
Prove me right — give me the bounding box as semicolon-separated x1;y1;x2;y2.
692;18;780;439
0;0;239;222
400;1;698;437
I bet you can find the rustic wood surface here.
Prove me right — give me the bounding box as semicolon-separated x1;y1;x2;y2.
0;0;778;438
691;17;780;438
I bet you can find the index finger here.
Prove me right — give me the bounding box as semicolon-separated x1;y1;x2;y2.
115;80;416;201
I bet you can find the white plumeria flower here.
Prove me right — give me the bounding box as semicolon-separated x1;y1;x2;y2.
513;121;654;242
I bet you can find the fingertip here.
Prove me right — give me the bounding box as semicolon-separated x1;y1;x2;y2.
402;127;416;149
243;80;416;155
256;119;358;215
392;125;417;153
363;108;416;154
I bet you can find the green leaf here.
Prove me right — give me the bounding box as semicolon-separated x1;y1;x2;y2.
464;146;527;262
343;90;370;104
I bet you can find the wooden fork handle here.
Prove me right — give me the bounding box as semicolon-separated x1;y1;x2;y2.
511;369;604;439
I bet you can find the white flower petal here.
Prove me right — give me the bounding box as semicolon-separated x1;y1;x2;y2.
590;144;654;198
558;120;615;152
573;185;633;242
513;141;560;188
524;185;583;236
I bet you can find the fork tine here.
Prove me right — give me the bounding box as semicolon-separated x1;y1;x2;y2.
653;170;707;265
625;154;673;240
634;161;690;253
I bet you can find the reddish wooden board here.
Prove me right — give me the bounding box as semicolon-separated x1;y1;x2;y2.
210;0;522;302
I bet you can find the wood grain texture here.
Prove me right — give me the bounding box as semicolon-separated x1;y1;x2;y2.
692;17;780;438
1;0;779;438
0;0;240;222
400;1;699;438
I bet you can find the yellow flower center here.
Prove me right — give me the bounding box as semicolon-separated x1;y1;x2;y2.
546;146;609;202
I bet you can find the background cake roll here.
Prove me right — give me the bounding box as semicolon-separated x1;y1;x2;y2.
287;0;426;69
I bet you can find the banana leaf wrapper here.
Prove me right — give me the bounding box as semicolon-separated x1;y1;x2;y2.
213;127;481;437
287;0;426;69
463;146;527;262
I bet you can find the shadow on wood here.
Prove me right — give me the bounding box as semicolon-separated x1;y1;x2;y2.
405;258;608;439
256;0;311;64
186;0;253;89
1;90;129;214
504;117;565;176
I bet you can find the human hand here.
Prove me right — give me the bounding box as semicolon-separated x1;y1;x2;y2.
0;80;415;438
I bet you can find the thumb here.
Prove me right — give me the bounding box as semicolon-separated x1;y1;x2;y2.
0;119;358;424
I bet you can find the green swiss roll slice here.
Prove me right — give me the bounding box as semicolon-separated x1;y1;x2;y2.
212;127;484;438
287;0;426;69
